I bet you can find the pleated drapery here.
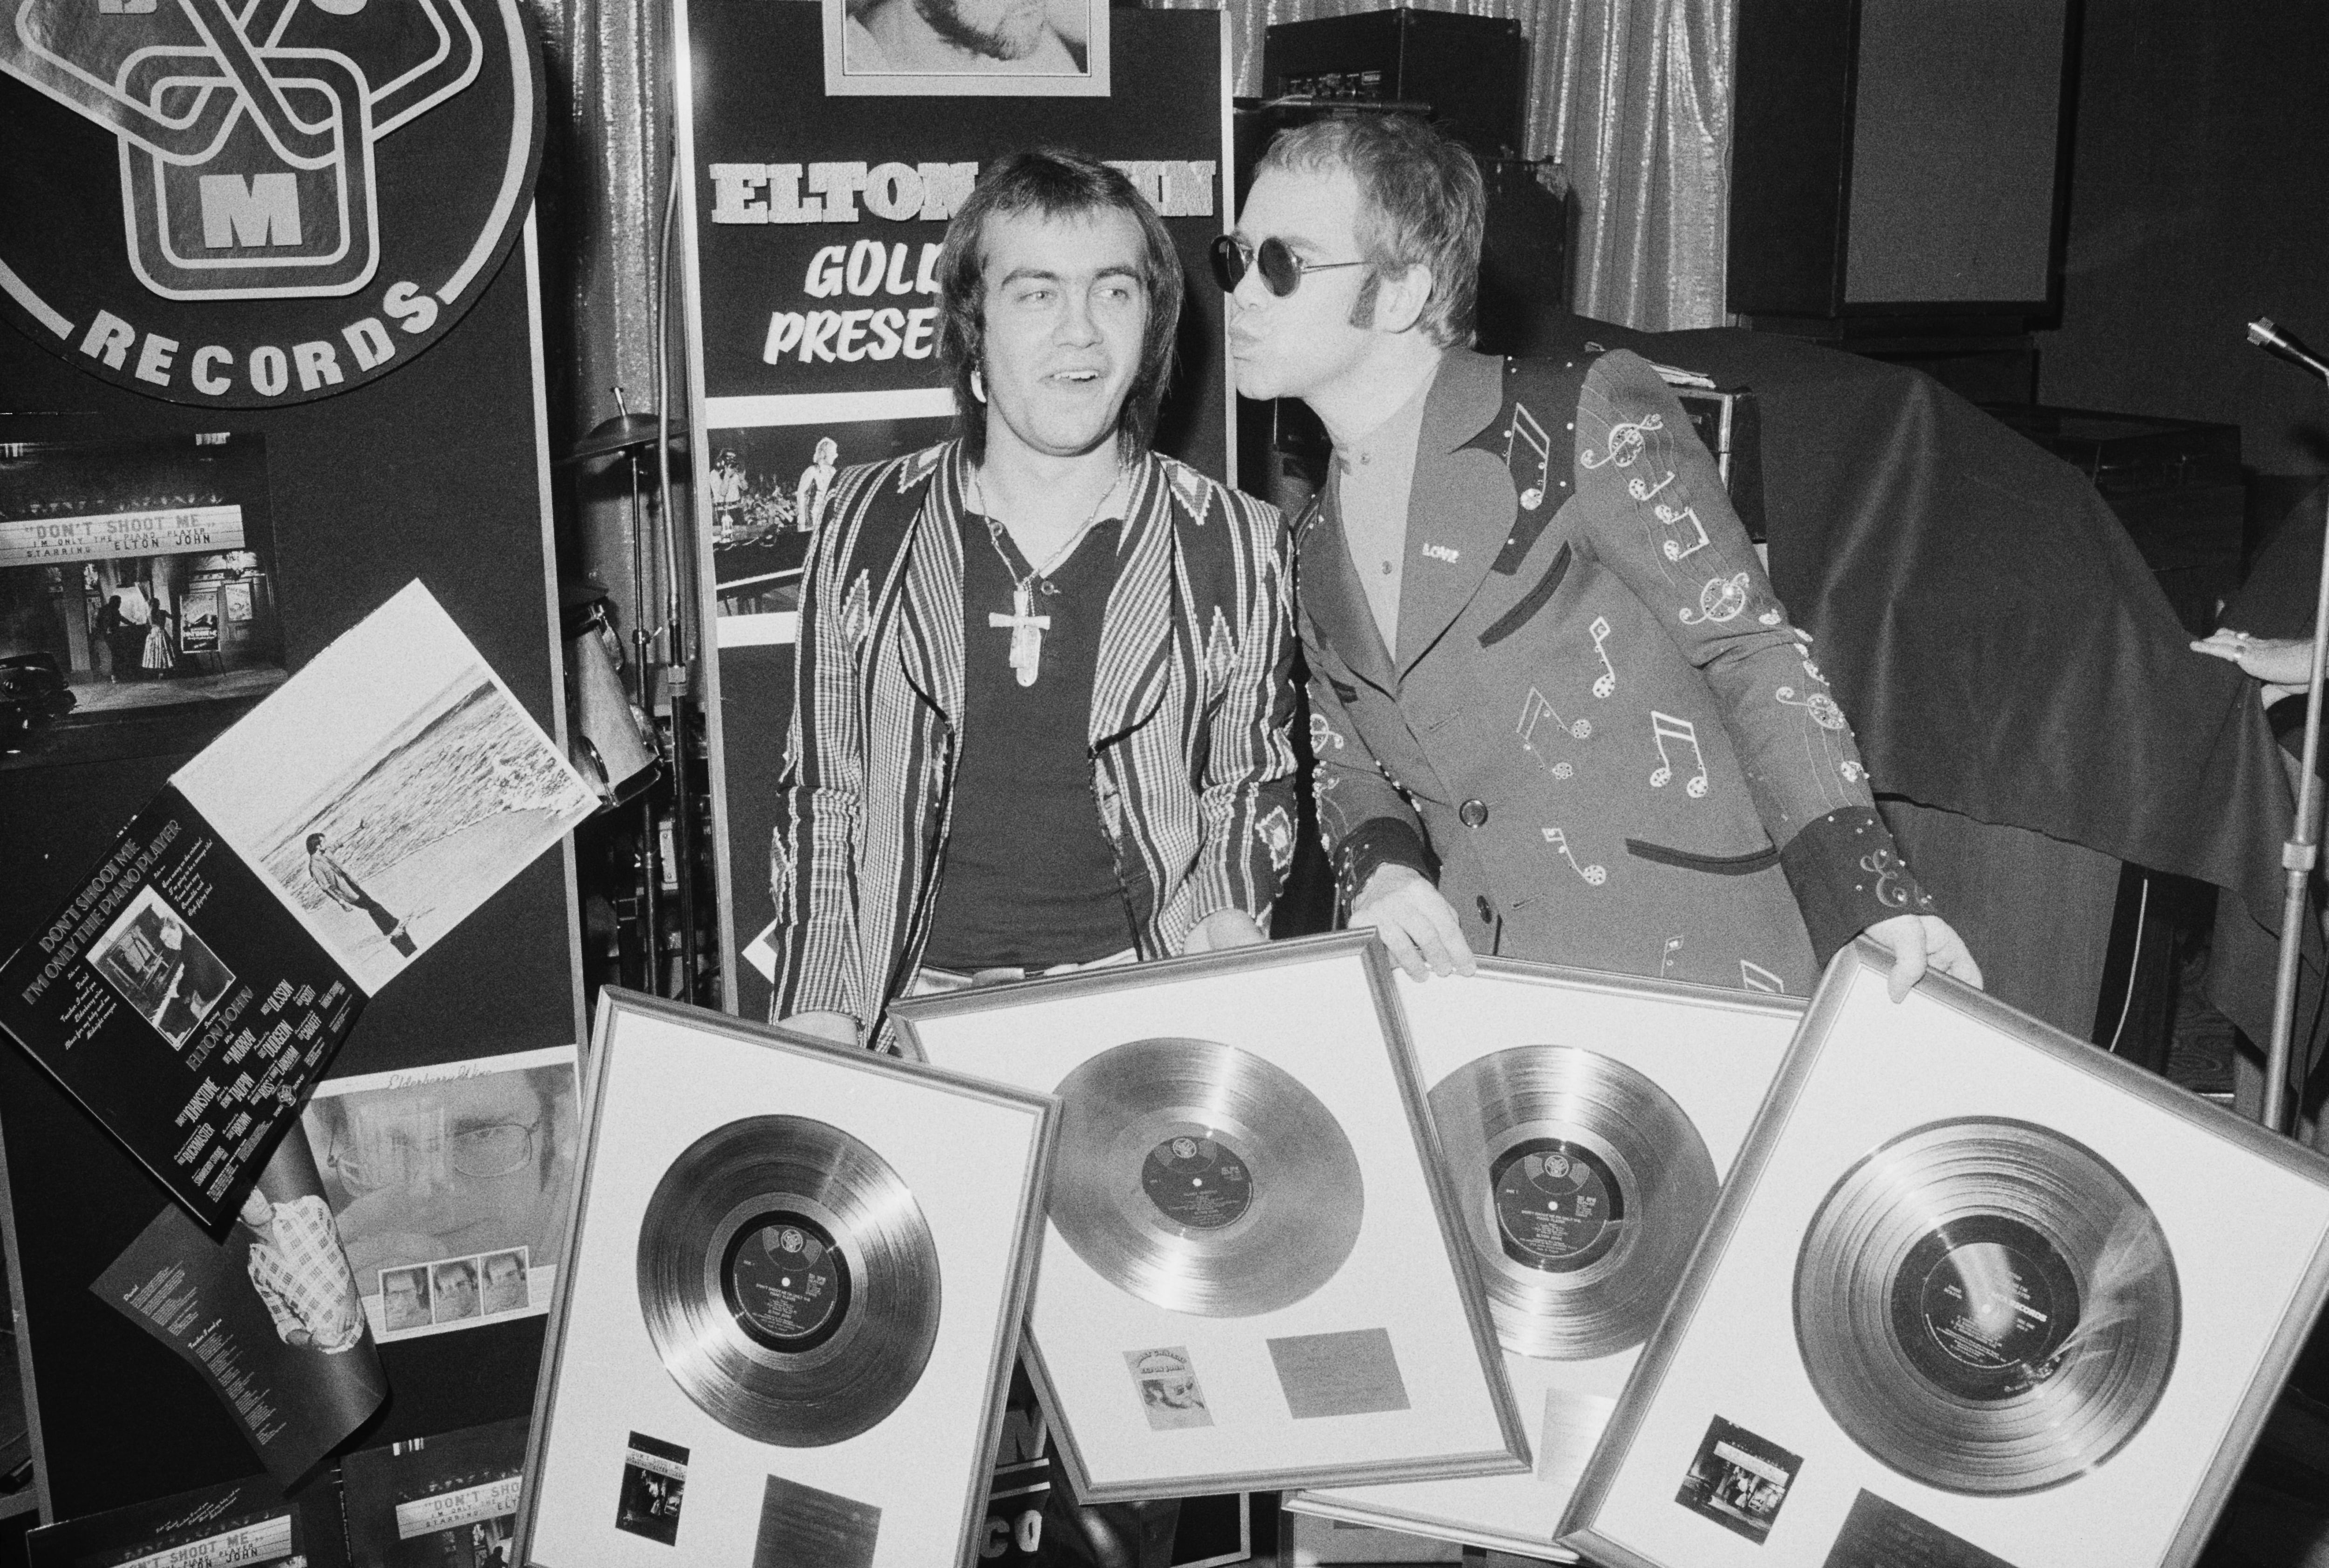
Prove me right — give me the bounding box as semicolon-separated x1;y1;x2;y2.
1154;0;1735;331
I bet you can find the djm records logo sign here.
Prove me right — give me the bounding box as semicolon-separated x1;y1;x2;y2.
0;0;540;405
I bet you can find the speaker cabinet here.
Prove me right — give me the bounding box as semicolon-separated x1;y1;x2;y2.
1728;0;2080;323
1260;10;1526;160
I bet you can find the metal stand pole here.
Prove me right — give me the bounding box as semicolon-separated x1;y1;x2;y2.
2264;467;2329;1133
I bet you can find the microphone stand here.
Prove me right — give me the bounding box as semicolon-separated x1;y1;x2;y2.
2254;321;2329;1136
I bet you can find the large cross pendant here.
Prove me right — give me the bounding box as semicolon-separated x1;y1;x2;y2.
989;583;1051;687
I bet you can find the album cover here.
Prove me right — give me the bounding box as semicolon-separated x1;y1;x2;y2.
89;1135;386;1486
300;1045;579;1342
1560;937;2329;1568
0;431;286;774
340;1417;527;1567
519;989;1057;1568
890;931;1530;1502
1284;961;1802;1559
0;580;594;1229
172;579;597;997
25;1469;349;1568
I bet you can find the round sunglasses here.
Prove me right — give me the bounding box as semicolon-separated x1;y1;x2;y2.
1209;234;1368;297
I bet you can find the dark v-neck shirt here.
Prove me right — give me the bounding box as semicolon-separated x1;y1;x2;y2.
919;511;1140;970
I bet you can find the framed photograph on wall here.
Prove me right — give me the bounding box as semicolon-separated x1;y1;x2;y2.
1560;938;2329;1568
891;932;1530;1502
1285;961;1804;1560
519;990;1057;1568
822;0;1108;95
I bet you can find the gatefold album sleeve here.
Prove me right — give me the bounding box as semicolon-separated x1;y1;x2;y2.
0;579;595;1228
25;1468;349;1568
89;1135;386;1488
340;1416;527;1567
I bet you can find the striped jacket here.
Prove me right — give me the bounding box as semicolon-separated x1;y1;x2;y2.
769;441;1299;1049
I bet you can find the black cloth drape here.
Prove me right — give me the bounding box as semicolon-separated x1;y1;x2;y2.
1531;315;2319;1072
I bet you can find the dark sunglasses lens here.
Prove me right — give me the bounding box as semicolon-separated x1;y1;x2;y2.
1256;237;1304;296
1208;235;1247;292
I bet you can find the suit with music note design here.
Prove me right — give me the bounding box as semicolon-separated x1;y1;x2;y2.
1299;347;1937;995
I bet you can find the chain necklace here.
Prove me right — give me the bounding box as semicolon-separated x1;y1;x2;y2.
970;461;1126;688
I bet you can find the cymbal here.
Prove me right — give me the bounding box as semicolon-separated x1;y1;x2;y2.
560;413;688;465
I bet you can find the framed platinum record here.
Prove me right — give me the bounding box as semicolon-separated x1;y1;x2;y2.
1287;960;1803;1561
517;989;1058;1568
891;931;1531;1502
1560;937;2329;1568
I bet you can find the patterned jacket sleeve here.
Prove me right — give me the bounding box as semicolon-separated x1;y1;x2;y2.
1573;350;1938;963
1294;530;1441;915
767;464;885;1025
1182;489;1302;934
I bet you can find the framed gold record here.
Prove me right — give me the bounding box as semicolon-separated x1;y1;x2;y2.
891;931;1531;1502
517;990;1057;1568
1560;938;2329;1568
1286;961;1802;1561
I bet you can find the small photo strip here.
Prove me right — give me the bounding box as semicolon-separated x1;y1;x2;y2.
616;1432;689;1546
377;1248;531;1337
1124;1346;1212;1431
1675;1414;1803;1545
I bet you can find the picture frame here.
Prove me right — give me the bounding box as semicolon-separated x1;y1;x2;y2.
822;0;1109;97
890;931;1530;1501
1560;938;2329;1568
1285;960;1804;1560
518;989;1058;1568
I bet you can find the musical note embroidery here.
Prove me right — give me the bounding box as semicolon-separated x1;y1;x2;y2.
1505;401;1554;511
1739;959;1786;995
1580;413;1662;470
1661;934;1684;976
1859;846;1914;909
1309;712;1345;752
1627;469;1675;503
1776;686;1848;730
1518;687;1590;779
1648;712;1709;798
1655;503;1709;562
1589;616;1617;699
1758;609;1784;627
1543;827;1607;885
1678;573;1750;627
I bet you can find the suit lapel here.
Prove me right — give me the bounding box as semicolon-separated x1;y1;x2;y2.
897;448;967;729
1394;348;1519;676
1296;465;1399;695
1091;453;1176;747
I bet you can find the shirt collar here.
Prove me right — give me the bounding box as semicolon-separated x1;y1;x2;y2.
1334;368;1437;477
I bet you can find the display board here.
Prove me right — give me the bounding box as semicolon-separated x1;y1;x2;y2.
672;1;1236;1017
0;203;580;1535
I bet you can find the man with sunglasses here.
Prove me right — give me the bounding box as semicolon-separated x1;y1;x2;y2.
1220;115;1978;1003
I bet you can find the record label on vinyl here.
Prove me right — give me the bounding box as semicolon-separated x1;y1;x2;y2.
725;1217;849;1350
1142;1137;1253;1230
1896;1217;2077;1398
1492;1139;1622;1272
1794;1117;2178;1495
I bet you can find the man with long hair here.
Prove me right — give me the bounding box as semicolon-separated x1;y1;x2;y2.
769;148;1297;1053
1222;115;1977;1002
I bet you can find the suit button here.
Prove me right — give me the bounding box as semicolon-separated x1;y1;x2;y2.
1459;799;1490;827
1476;896;1494;924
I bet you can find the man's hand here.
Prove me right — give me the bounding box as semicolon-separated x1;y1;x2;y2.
1350;864;1477;980
1182;909;1267;954
1863;914;1982;1002
779;1010;862;1048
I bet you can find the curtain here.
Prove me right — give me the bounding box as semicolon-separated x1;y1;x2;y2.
1152;0;1734;331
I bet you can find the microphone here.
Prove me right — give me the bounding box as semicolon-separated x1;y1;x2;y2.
2249;317;2329;380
